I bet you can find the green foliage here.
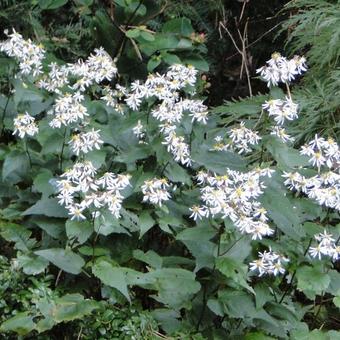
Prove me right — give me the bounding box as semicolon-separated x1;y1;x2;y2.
0;0;339;339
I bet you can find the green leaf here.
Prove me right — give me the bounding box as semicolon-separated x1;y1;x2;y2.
296;265;331;299
33;169;54;197
22;198;69;218
216;257;254;293
176;226;216;271
35;248;85;274
140;31;155;41
265;135;309;169
182;55;209;71
92;259;130;302
191;144;246;173
32;217;65;238
0;222;35;251
164;161;192;185
84;149;106;168
39;0;68;10
133;250;163;269
0;313;35;336
17;253;49;275
162;18;194;36
162;53;181;65
333;293;340;309
139;211;155;238
144;268;201;309
53;294;98;322
147;58;161;72
260;173;305;240
2;150;29;184
125;29;140;38
66;220;93;244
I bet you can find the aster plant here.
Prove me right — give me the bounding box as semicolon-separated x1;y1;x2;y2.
0;29;339;339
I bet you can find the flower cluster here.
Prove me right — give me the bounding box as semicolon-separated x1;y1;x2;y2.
48;92;88;128
56;161;131;220
38;48;117;93
141;178;171;206
123;64;208;166
309;231;339;261
262;97;298;126
101;85;127;114
13;112;39;138
69;129;104;155
256;52;307;87
191;168;275;240
0;29;45;77
283;135;340;211
213;122;261;154
256;53;307;143
249;248;289;276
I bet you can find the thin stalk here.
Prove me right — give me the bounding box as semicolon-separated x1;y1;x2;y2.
24;139;33;169
59;127;68;172
279;238;313;303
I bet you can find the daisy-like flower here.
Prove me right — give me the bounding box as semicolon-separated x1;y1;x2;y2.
13;112;39;138
189;205;208;220
256;52;307;87
56;161;131;220
69;129;104;155
141;178;171;206
250;248;289;277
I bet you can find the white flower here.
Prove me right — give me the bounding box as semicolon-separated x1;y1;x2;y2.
69;129;104;155
141;178;171;207
250;248;289;277
13;112;39;138
189;205;208;220
256;52;307;87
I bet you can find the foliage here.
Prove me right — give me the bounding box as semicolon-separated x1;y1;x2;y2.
0;0;339;339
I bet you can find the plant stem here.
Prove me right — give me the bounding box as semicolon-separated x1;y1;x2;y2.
279;237;313;303
24;139;33;169
59;127;68;173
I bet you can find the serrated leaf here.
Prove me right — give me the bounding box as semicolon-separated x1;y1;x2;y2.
92;259;130;302
33;169;54;197
35;248;85;274
22;198;69;218
296;265;330;299
17;253;49;275
0;222;35;251
139;211;155;238
66;220;93;244
0;313;35;336
2;150;29;184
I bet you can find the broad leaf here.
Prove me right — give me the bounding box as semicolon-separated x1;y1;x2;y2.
35;248;85;274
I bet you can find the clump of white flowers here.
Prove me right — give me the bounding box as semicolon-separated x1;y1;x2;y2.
212;122;261;154
141;178;171;206
309;231;339;261
249;248;289;276
56;161;131;220
48;92;88;128
256;52;307;87
69;129;104;155
0;29;45;77
283;135;340;211
101;85;127;114
191;168;275;240
262;97;298;126
13;112;39;138
123;64;208;166
256;52;308;143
